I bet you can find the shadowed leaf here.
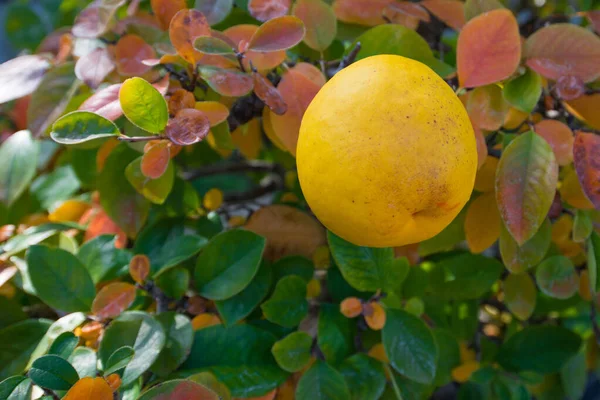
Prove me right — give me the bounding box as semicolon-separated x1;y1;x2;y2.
421;0;465;30
500;219;551;274
536;256;579;299
504;273;536;321
293;0;337;52
534;120;573;166
151;0;186;30
72;0;126;38
467;85;509;131
253;73;287;115
573;132;600;209
193;35;235;55
115;34;156;76
224;24;286;71
75;47;115;89
465;192;501;253
199;66;254;97
196;0;234;25
141;141;171;179
249;0;291;22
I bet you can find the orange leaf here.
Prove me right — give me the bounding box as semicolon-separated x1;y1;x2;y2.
573;132;600;209
467;85;510;131
141;141;171;179
262;107;287;151
534;120;574;166
151;0;187;30
560;168;594;210
245;204;326;261
386;1;430;22
248;0;291;22
169;9;211;65
363;302;386;330
248;16;306;52
292;0;337;52
269;70;322;155
292;62;327;86
524;23;600;83
224;25;286;71
168;88;196;116
92;282;137;320
115;34;156;76
49;200;90;223
340;297;362;318
165;108;210;146
81;207;127;248
473;123;487;169
64;377;113;400
105;374;122;392
565;93;600;130
129;254;150;284
231;118;263;159
191;313;221;330
457;9;521;88
195;101;230;126
421;0;465;31
253;73;287;115
199;66;254;97
465;192;501;253
333;0;392;26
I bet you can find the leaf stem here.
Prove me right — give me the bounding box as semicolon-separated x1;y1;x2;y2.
118;135;166;143
236;52;247;73
336;42;362;74
384;364;404;400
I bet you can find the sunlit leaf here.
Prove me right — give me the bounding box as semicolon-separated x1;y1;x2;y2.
224;24;286;71
536;255;579;299
0;55;50;104
169;9;211;65
524;23;600;83
503;273;536;321
467;85;510;131
245;204;326;261
457;9;521;88
51;111;120;145
72;0;126;38
196;0;234;25
465;192;501;253
195;101;230;126
141;141;171;179
126;156;175;204
249;0;291;22
503;68;542;114
500;218;551;274
0;130;39;206
115;34;156;76
248;16;306;52
199;66;254;97
151;0;186;30
193;35;235;55
573;132;600;210
496;131;558;245
119;77;169;134
565;94;600;130
79;84;123;121
64;377;113;400
253;73;287;115
92;282;137;320
292;0;337;52
165;108;211;145
534;120;573;166
473;124;487;170
75;47;114;89
421;0;465;31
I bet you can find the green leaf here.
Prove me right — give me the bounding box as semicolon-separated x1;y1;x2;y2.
262;276;308;328
1;223;80;260
504;273;537;321
156;268;190;299
181;324;287;398
0;319;51;380
50;111;120;144
327;231;402;292
0;130;39;206
339;354;386;400
464;0;505;19
98;143;150;238
500;218;551;274
5;4;47;50
502;68;542;113
195;0;234;25
135;219;208;276
68;347;97;378
0;376;32;400
27;313;86;369
195;229;265;300
588;231;600;294
77;235;132;283
383;308;438;384
351;24;454;77
125;157;175;205
104;346;135;376
0;297;27;330
317;303;355;366
48;332;78;359
26;245;95;312
560;348;586;400
188;372;231;400
29;355;79;391
137;379;219;400
496;131;558;245
211;121;236;150
272;256;315;283
432;329;461;386
215;262;272;326
271;332;313;373
119;77;168;134
429;252;503;300
151;313;194;377
535;255;579;299
193;36;236;55
30;166;81;211
296;360;350;400
497;325;581;374
98;311;166;386
27;63;80;137
573;209;593;243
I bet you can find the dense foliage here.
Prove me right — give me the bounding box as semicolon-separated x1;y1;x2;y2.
1;0;600;399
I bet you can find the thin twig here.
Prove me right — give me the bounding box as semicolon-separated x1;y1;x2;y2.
236;52;247;73
141;281;171;313
183;160;284;180
336;42;362;74
118;135;166;143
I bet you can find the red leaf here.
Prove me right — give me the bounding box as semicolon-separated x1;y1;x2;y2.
80;206;128;249
386;1;430;22
248;0;291;22
466;85;510;131
333;0;392;26
151;0;187;30
166;108;210;146
565;94;600;131
588;11;600;34
292;0;337;51
155;381;219;400
554;75;586;101
421;0;465;30
0;55;50;105
457;9;521;88
115;34;156;76
534;120;574;166
75;47;115;89
129;254;150;284
169;9;211;65
141;141;171;179
573;132;600;209
473;122;487;169
223;25;286;70
524;23;600;83
253;73;287;115
92;282;137;320
72;0;126;38
248;16;305;52
199;66;254;97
